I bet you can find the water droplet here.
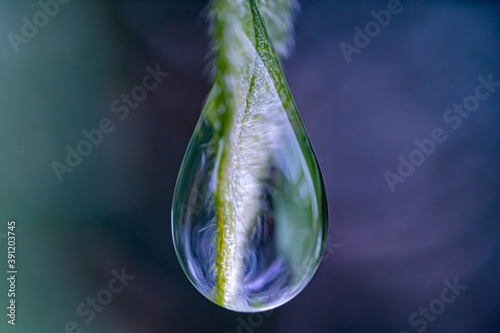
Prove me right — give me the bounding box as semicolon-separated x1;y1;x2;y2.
171;0;328;312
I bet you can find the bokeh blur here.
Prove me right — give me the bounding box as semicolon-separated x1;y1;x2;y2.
0;0;499;332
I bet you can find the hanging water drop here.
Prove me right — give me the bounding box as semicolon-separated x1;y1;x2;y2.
172;0;329;312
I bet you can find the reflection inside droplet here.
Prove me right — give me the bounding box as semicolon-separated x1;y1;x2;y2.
171;0;328;313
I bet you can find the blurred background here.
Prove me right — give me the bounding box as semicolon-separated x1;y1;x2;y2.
0;0;499;332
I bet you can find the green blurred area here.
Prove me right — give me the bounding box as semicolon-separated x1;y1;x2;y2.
0;1;144;332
